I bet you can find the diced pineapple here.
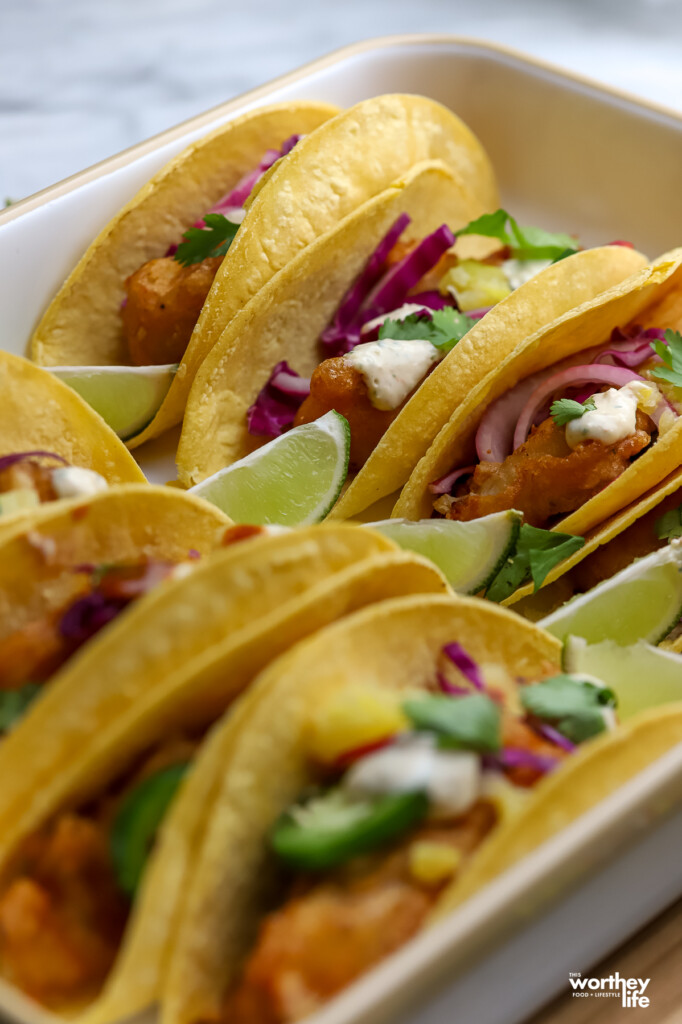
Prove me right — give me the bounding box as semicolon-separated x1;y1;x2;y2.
441;260;511;311
305;686;409;764
409;841;462;886
480;773;531;822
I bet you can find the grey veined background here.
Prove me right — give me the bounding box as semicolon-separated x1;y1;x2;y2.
2;0;682;201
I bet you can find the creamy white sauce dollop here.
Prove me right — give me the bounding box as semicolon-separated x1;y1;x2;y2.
344;733;481;819
501;258;553;290
345;337;440;410
51;466;109;499
565;381;656;449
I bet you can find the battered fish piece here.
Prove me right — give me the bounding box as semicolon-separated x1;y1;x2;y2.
0;461;58;502
0;815;128;1008
294;359;397;469
122;255;222;365
446;415;651;529
222;803;497;1024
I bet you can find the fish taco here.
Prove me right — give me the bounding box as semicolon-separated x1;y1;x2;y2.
0;528;446;1023
0;351;146;531
128;92;499;446
176;179;645;490
31;102;339;371
392;248;682;600
159;592;682;1024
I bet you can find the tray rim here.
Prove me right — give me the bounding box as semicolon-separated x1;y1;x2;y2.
3;32;682;229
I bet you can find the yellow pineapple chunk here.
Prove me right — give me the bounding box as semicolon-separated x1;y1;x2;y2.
306;686;409;764
409;841;462;886
441;260;511;311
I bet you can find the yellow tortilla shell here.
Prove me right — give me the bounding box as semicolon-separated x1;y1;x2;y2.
133;94;499;447
0;351;144;490
160;593;559;1024
435;703;682;918
0;544;445;1024
0;483;229;639
31;102;338;367
332;245;649;520
175;161;480;484
77;549;447;1024
394;248;682;527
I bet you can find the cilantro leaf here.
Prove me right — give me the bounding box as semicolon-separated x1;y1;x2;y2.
378;307;475;354
403;694;501;753
174;214;240;267
485;523;585;602
521;675;616;744
650;329;682;388
0;683;41;733
655;504;682;540
550;395;596;427
457;209;579;261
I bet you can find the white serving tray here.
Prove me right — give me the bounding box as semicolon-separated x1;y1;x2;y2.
1;35;682;1024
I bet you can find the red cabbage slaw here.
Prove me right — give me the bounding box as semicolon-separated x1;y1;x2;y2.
247;361;311;437
166;134;302;256
248;218;459;437
438;642;568;775
320;216;458;356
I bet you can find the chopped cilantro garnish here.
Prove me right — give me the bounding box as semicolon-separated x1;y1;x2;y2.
485;523;585;602
378;307;475;354
174;213;240;267
403;694;501;753
457;209;579;261
650;329;682;388
550;395;596;427
521;675;616;744
0;683;41;733
655;504;682;541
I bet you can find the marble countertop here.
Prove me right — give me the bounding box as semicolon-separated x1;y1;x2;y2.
3;0;682;202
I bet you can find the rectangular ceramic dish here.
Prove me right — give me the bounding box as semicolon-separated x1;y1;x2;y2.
1;35;681;1024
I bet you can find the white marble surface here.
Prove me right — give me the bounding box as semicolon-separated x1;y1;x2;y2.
2;0;682;202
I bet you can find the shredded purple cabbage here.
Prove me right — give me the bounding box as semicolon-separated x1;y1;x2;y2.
320;214;412;355
247;361;311;437
188;548;201;560
499;747;558;773
442;642;485;691
167;135;303;255
59;591;126;646
533;721;576;752
361;225;456;321
320;220;456;356
0;451;69;473
436;671;470;696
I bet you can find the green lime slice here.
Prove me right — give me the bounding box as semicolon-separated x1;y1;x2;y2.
540;543;682;645
563;636;682;720
50;364;177;441
189;411;350;525
367;511;522;594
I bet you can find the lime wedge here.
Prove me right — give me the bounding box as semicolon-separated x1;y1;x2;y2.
189;411;350;525
564;636;682;720
50;364;177;441
539;542;682;645
367;511;522;594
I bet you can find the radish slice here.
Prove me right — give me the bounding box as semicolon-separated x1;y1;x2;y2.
512;365;645;451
